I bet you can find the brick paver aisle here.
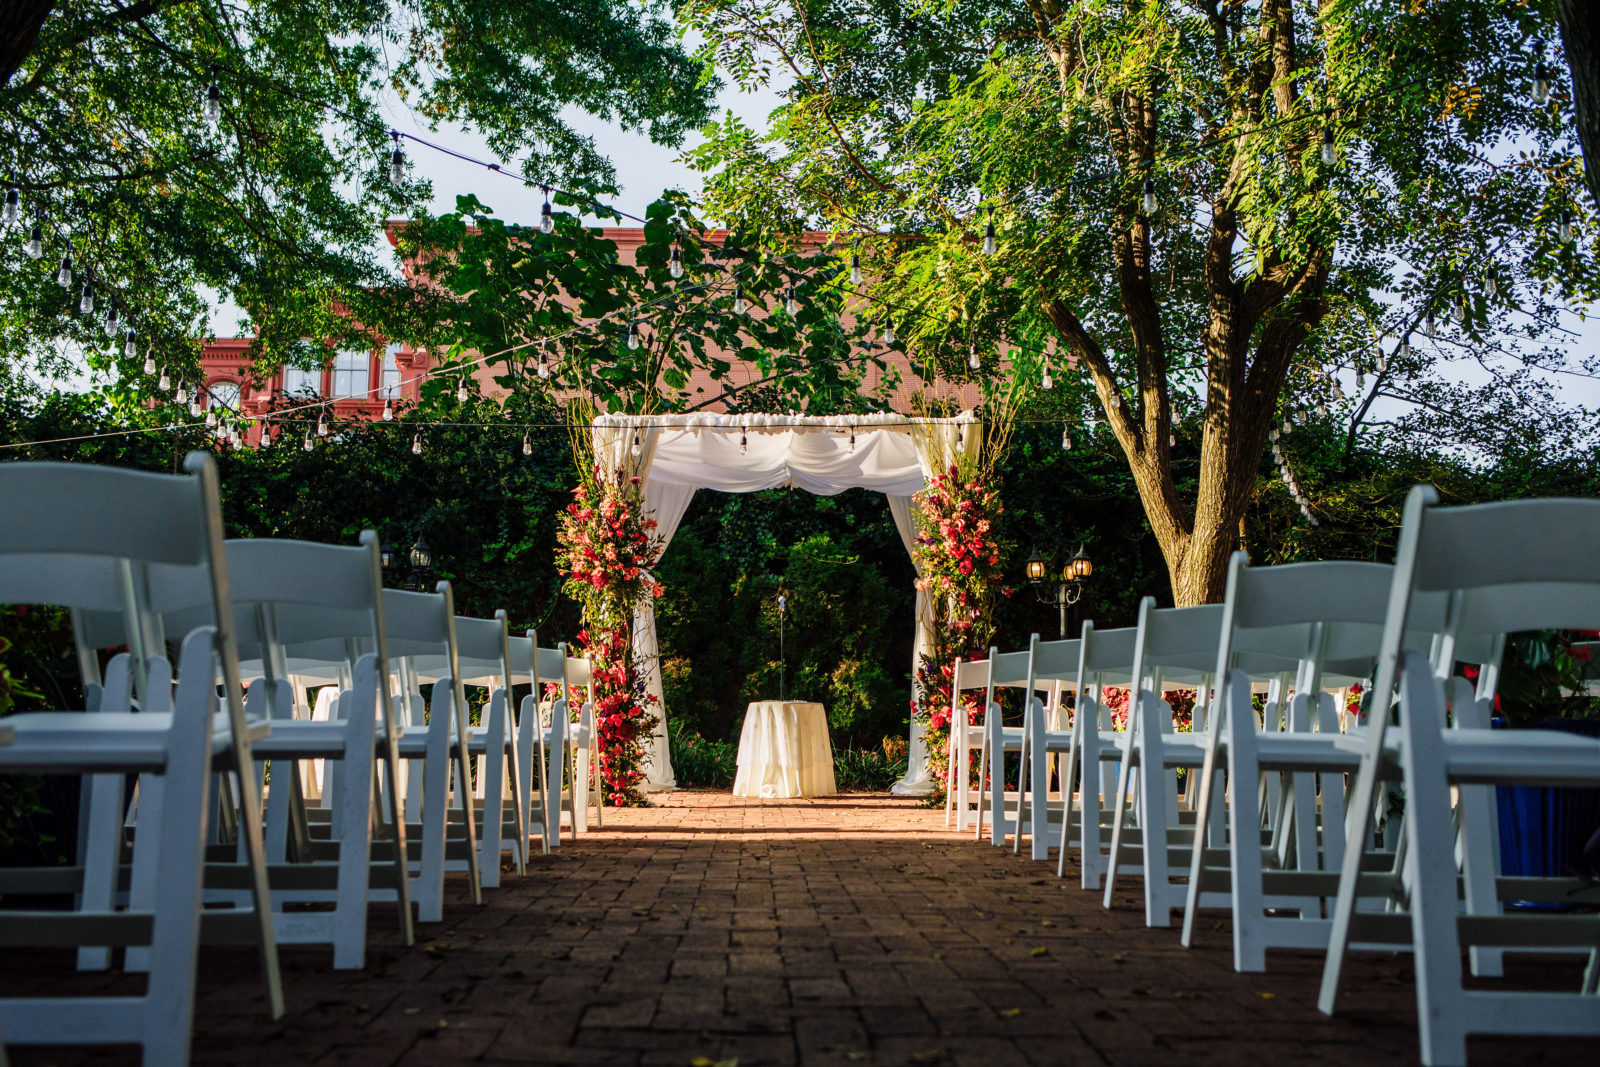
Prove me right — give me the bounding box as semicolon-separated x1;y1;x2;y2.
6;791;1590;1065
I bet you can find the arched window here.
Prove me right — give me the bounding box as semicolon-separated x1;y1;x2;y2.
207;380;241;413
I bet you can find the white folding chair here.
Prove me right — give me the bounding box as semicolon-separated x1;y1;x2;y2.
554;652;601;836
517;637;568;851
0;454;283;1064
974;648;1030;846
1015;635;1079;861
1319;488;1600;1064
1056;622;1140;890
1101;600;1225;926
943;655;991;831
384;586;484;922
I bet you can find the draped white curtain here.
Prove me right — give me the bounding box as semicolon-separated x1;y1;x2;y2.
590;412;978;791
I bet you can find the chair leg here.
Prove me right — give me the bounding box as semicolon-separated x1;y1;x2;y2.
414;711;451;923
1227;700;1269;973
330;709;376;970
75;772;126;971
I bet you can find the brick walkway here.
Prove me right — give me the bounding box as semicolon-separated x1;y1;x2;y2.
6;790;1591;1065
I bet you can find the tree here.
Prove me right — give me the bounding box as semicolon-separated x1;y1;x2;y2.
0;1;713;393
684;0;1600;604
1553;0;1600;210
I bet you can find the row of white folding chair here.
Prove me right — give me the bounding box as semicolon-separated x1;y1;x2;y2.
0;454;283;1064
1015;635;1077;861
1055;622;1140;890
1314;488;1600;1064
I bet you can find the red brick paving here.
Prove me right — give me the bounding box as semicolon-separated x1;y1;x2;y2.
3;790;1591;1065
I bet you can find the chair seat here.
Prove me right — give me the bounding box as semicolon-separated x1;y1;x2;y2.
252;720;355;759
1251;731;1368;771
1442;729;1600;786
394;725;458;756
1154;735;1208;765
0;712;258;773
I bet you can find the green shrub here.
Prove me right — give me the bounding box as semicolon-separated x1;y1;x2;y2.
668;721;737;788
833;738;909;793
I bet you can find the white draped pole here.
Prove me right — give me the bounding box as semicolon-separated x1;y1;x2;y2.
886;492;935;794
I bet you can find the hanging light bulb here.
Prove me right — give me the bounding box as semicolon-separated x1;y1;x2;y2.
669;243;684;279
204;80;221;126
2;188;16;228
382;398;393;421
1559;209;1575;244
1269;427;1280;442
968;345;981;370
1061;424;1072;450
848;427;857;452
1169;431;1177;447
1142;177;1158;215
204;409;217;429
411;433;422;455
739;429;748;455
57;253;72;288
25;223;41;258
1397;335;1409;361
175;382;188;404
850;250;863;285
1281;417;1292;435
1320;127;1336;167
631;429;642;457
78;283;94;314
1041;366;1053;390
1452;294;1467;324
522;433;532;456
1533;61;1551;106
456;380;468;403
259;425;271;448
158;366;170;390
982;218;996;256
537;356;550;379
732;292;749;315
124;329;137;359
1355;367;1365;390
189;395;203;417
883;323;896;346
1315;400;1328;416
388;131;404;184
105;304;118;329
316;412;328;436
1485;272;1499;299
626;321;642;350
304;430;315;452
539;186;554;234
784;286;799;315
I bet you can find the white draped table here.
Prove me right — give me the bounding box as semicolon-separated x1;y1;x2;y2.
732;700;836;798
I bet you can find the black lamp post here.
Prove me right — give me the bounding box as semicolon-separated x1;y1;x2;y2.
1026;543;1093;639
382;536;434;591
404;536;433;591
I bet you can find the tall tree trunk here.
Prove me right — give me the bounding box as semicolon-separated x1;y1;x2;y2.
1555;0;1600;211
0;0;53;87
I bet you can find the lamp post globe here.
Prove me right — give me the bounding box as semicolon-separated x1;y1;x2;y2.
410;536;432;574
1024;548;1047;584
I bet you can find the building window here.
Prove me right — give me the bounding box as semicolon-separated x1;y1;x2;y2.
282;366;322;396
207;381;241;412
332;349;371;399
380;343;404;399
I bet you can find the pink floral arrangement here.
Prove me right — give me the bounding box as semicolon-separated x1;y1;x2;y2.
556;469;663;806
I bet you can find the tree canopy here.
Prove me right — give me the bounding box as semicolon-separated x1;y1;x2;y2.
681;0;1600;602
0;0;714;395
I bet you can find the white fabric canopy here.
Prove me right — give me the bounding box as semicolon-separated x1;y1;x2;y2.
592;411;980;792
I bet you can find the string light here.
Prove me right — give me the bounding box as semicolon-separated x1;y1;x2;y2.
388;131;404;184
1559;209;1575;244
105;304;117;329
259;425;271;448
1355;366;1365;390
630;429;641;457
784;286;799;315
204;77;221;126
732;292;749;315
316;411;328;436
1485;271;1498;299
739;428;748;455
174;382;188;404
456;379;468;403
204;408;217;429
882;323;896;346
2;188;16;227
56;253;72;288
189;394;202;417
78;284;93;314
1281;417;1292;435
1395;337;1407;363
522;432;532;456
537;354;550;379
25;223;41;258
849;247;863;285
1041;365;1053;390
968;345;981;370
539;186;554;234
157;367;169;390
1321;127;1336;167
981;215;996;256
382;398;393;421
124;329;137;359
411;432;422;455
1061;423;1071;450
1142;178;1157;215
669;243;684;279
1533;60;1551;106
626;320;642;350
848;426;856;452
304;430;315;451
